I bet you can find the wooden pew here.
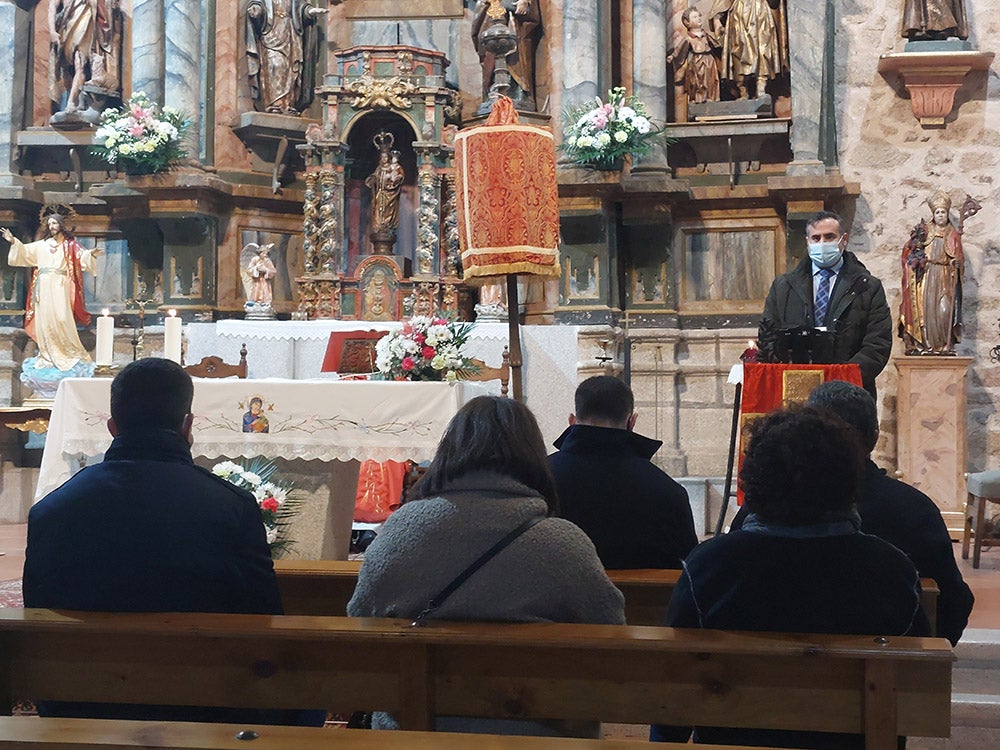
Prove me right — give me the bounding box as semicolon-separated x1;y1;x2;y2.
273;560;942;634
0;609;953;750
0;716;766;750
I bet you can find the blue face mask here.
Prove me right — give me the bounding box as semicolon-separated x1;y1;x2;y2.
808;241;842;269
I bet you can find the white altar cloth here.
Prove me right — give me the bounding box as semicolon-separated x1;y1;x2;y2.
36;377;488;502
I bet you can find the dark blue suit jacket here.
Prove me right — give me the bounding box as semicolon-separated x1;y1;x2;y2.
22;427;318;724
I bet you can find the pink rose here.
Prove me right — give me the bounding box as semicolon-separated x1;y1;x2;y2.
401;356;415;371
414;333;426;344
261;497;279;512
422;346;435;359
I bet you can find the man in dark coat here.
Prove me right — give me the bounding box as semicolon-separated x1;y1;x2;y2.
759;210;892;399
23;358;314;725
730;380;974;646
549;376;697;570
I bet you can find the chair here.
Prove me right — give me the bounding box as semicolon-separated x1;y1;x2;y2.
962;470;1000;568
183;344;248;379
459;346;511;397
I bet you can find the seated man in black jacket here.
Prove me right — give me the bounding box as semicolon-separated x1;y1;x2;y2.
23;358;319;725
549;375;696;569
730;379;973;646
652;406;929;749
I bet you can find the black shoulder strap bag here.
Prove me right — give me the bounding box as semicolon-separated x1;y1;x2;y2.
411;514;543;627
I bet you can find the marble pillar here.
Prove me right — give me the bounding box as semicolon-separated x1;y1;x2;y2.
414;149;440;278
631;0;668;171
133;0;166;104
786;0;835;175
0;1;34;188
165;0;203;157
561;2;600;111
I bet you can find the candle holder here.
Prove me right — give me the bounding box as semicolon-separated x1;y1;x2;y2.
93;364;121;378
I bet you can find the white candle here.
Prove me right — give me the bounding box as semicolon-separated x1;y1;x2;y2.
96;309;113;366
164;309;182;364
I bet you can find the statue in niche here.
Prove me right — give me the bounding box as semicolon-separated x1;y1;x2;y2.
471;0;543;111
901;0;968;41
668;7;722;103
365;132;405;254
243;243;277;305
245;0;331;115
898;191;980;355
710;0;787;99
48;0;124;123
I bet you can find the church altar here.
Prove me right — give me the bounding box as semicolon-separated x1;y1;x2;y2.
36;377;490;558
183;320;588;449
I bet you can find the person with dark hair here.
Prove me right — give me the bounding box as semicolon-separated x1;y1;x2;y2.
23;358;309;725
652;406;929;749
758;210;892;399
349;395;624;735
730;380;973;645
549;376;696;569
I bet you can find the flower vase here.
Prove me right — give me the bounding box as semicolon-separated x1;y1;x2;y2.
585;157;624;172
120;161;162;176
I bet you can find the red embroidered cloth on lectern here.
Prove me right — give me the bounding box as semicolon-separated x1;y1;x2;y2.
736;362;863;504
454;97;560;282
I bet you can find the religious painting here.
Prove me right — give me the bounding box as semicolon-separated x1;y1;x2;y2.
624;221;675;310
242;395;270;434
677;219;783;314
559;212;608;307
161;218;216;308
240;229;303;311
357;258;400;321
84;237;129;308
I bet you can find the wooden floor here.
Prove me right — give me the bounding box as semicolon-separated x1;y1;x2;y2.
2;522;999;630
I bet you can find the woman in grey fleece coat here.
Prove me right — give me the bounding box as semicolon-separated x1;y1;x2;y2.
348;395;625;735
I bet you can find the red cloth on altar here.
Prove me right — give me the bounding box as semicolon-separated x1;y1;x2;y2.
736;362;863;504
454;97;560;282
354;459;406;523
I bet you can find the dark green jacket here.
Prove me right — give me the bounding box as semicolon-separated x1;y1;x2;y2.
759;252;892;397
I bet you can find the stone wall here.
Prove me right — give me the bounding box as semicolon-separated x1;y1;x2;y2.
836;0;1000;471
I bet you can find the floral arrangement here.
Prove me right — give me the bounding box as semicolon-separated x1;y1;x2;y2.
212;459;302;556
93;92;189;175
560;87;658;168
374;315;477;382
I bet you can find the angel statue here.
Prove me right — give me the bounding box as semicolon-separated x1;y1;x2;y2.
241;242;277;320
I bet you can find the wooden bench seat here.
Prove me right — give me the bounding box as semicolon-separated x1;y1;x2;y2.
273;560;941;634
0;609;953;750
0;716;765;750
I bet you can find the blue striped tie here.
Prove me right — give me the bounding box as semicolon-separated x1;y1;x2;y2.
814;268;834;326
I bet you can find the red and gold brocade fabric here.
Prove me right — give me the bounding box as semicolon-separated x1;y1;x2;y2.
454;97;560;282
354;459;407;523
736;362;863;504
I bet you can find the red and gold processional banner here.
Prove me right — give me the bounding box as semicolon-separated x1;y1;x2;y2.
453;97;560;283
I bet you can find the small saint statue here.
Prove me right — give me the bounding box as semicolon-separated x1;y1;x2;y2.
241;242;278;320
711;0;788;99
668;7;722;104
245;0;332;115
365;132;405;255
901;0;968;41
898;190;980;354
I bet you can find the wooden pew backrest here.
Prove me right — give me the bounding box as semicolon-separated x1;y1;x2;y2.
0;609;953;750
